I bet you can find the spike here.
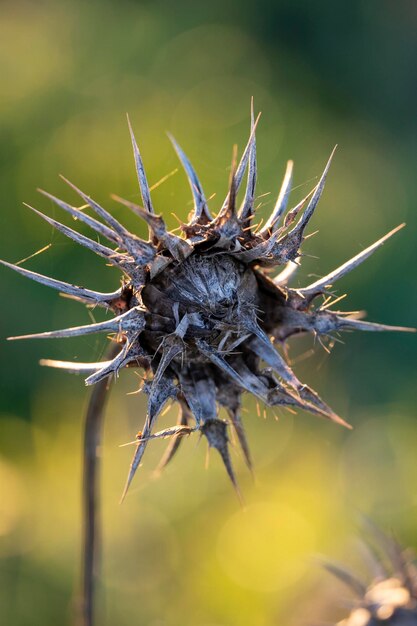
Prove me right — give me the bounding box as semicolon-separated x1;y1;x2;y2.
288;146;336;237
209;167;244;247
228;408;253;472
38;188;120;245
196;340;269;403
85;337;144;386
238;101;257;224
216;145;240;228
155;401;191;474
278;306;414;339
322;560;367;596
112;195;192;261
8;306;146;341
0;259;122;304
23;203;127;265
120;422;151;502
112;194;166;234
266;381;348;426
257;365;350;426
39;358;114;372
111;194;167;229
151;342;183;387
244;318;301;389
213;145;239;228
297;384;352;428
43;184;156;266
219;112;261;213
260;150;335;264
167;133;212;224
253;361;349;425
151;317;189;390
196;339;265;398
299;224;406;297
199;340;346;425
122;424;194;445
227;145;238;217
282;187;315;231
59;176;134;240
151;425;192;439
179;370;218;425
273;260;299;285
202;419;243;504
260;160;293;234
126;114;154;214
145;374;179;423
121;375;178;501
336;317;415;333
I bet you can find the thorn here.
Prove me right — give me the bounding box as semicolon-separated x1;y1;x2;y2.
112;194;165;233
85;336;141;386
59;176;132;240
120;442;145;503
167;133;212;224
282;187;315;230
8;306;145;341
154;402;191;475
219;111;261;214
0;259;122;304
229;409;253;473
273;259;300;286
225;143;238;217
23;202;124;264
288;146;337;237
39;358;114;373
338;317;415;333
321;559;367;596
40;185;120;246
119;424;193;447
202;419;244;506
296;384;352;429
260;159;294;234
300;223;406;296
245;320;301;389
113;194;192;261
126;113;155;214
238;101;257;223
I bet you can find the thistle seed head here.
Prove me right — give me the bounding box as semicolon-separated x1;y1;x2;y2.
325;526;417;625
2;105;414;499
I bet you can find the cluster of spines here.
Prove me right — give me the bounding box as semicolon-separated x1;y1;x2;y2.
1;104;413;500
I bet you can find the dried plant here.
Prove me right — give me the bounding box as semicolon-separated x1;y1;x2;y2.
325;525;417;625
2;105;414;626
1;106;412;498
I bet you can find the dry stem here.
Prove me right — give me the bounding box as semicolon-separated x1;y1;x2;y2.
78;344;119;626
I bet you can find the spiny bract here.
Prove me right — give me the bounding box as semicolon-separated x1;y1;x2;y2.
326;526;417;625
2;106;412;499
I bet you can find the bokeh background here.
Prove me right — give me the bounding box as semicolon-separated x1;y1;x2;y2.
0;1;416;624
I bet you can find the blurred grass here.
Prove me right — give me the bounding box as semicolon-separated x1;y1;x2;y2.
0;1;416;624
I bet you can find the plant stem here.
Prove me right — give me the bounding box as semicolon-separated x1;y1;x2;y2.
79;344;119;626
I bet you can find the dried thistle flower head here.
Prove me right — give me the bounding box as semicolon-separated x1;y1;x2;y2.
1;105;413;499
325;525;417;625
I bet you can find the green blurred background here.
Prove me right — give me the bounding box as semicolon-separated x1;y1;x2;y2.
0;1;416;624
